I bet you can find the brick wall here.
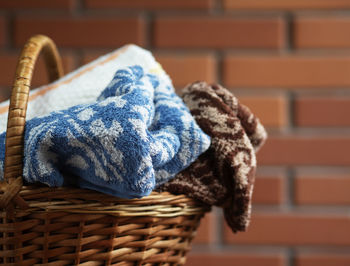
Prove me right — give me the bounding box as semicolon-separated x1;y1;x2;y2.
1;1;350;265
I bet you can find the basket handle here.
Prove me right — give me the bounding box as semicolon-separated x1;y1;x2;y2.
0;35;63;210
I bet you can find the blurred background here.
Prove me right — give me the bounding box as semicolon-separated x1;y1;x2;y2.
1;1;350;266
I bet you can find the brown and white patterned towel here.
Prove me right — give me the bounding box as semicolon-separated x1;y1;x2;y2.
158;81;267;233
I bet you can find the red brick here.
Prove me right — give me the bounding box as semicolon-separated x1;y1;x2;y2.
186;253;285;266
224;56;350;88
0;87;11;102
258;136;350;166
15;17;144;48
295;175;350;205
0;54;75;87
224;0;350;10
193;213;215;244
253;174;285;204
239;95;287;128
296;253;350;266
0;0;73;9
154;17;285;49
224;214;350;245
156;54;217;88
85;0;213;10
295;97;350;127
0;17;5;47
82;51;111;65
294;17;350;49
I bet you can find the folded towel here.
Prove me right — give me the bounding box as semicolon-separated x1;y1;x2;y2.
0;44;170;133
158;81;267;232
0;66;210;199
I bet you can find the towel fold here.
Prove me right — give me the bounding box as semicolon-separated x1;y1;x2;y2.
0;44;174;133
0;66;210;199
158;81;267;232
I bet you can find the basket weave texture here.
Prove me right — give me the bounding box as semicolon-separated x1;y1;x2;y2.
0;35;209;265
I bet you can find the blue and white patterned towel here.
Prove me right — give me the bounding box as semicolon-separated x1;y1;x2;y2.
0;65;210;198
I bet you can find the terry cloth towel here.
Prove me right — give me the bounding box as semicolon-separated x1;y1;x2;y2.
158;81;267;232
0;44;171;133
0;66;210;199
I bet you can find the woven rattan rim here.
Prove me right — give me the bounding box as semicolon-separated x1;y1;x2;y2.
0;35;64;211
0;35;210;217
4;35;63;182
17;187;209;217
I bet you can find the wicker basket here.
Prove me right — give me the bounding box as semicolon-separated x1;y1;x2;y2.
0;35;210;265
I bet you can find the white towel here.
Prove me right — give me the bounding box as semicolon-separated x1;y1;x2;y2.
0;44;168;133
